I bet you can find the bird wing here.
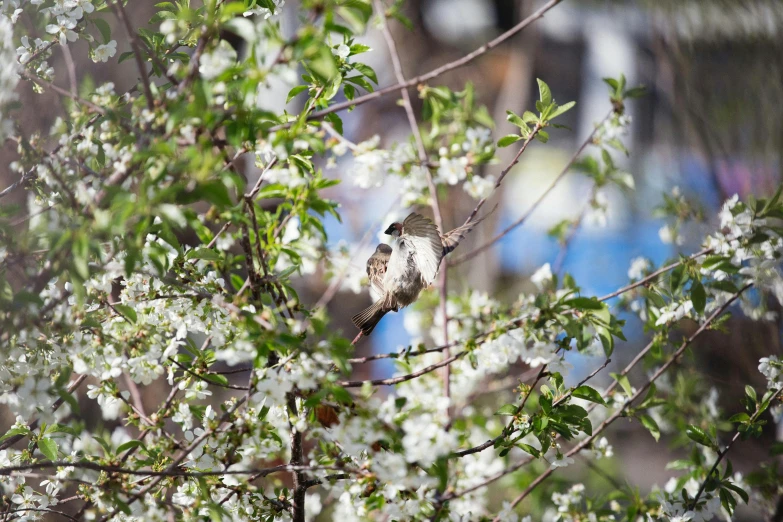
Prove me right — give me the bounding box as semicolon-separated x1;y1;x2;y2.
367;247;390;302
401;213;443;286
440;206;495;256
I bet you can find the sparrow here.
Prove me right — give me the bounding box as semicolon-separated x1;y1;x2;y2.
352;212;487;335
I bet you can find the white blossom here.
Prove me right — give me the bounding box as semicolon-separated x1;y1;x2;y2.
92;40;116;62
199;41;237;80
627;256;650;280
531;263;553;289
463;175;495;200
335;43;350;59
244;0;284;18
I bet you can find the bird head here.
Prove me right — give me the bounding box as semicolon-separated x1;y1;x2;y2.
375;243;393;254
384;222;403;237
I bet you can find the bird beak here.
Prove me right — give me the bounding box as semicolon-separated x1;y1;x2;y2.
384;224;396;235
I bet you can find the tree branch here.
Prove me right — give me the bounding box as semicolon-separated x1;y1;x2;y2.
493;283;752;519
451;109;613;266
270;0;563;130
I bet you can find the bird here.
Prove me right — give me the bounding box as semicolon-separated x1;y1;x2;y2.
352;211;488;335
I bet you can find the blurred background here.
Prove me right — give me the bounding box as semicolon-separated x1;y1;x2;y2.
4;0;783;519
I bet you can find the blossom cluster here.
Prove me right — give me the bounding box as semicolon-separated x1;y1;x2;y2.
1;1;782;522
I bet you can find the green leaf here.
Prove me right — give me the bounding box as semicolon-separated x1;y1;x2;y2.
610;372;633;398
603;77;619;91
724;482;749;504
571;385;606;405
0;425;31;443
691;280;706;315
624;86;647;99
111;304;137;324
728;412;749;423
92;18;112;44
686;425;714;448
308;45;339;82
349;43;372;55
497;134;521;148
324;112;343;135
343;75;374;93
118;51;135;64
495;404;518;416
536;78;552;106
548;101;576;120
535;130;549;144
201;373;229;387
638;414;660;442
565;297;604;310
518;443;540;458
286;85;308;103
506;110;526;129
38;437;58;461
597;325;614;357
48;424;79;436
186;248;222;261
117;440;145;454
353;63;378;84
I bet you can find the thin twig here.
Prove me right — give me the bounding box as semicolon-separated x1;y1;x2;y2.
597;247;713;301
22;70;106;115
60;43;78;97
339;351;466;387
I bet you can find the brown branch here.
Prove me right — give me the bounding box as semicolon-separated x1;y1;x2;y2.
19;37;58;65
461;122;542;230
5;508;79;522
179;28;210;95
0;460;350;479
168;357;250;390
287;394;307;522
338;351;466;387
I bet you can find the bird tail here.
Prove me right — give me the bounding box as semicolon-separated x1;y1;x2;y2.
441;204;498;256
351;300;388;336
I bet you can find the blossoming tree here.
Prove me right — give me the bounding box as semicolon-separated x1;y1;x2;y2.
1;1;782;521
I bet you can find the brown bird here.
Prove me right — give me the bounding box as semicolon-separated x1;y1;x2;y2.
366;243;393;303
352;212;487;335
